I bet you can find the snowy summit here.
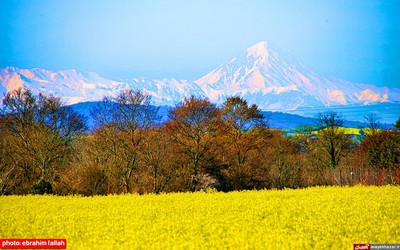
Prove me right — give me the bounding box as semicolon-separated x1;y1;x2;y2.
1;41;399;111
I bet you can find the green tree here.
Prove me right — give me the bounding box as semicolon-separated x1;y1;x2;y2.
394;116;400;130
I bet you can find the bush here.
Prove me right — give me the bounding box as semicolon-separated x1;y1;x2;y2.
32;179;53;194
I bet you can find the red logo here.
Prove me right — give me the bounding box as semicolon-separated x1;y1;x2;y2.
354;244;370;250
0;239;66;249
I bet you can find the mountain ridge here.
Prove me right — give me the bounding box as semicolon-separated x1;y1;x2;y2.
1;41;399;120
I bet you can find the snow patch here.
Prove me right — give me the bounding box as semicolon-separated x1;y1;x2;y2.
246;41;269;60
67;97;85;104
327;89;347;105
20;70;35;79
83;83;96;89
7;74;25;91
356;89;381;103
297;72;313;87
247;71;265;89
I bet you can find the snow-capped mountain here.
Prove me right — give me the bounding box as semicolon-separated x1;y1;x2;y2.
1;41;399;111
195;41;400;110
0;66;205;106
0;67;122;104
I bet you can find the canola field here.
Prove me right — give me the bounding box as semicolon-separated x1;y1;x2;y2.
0;186;399;249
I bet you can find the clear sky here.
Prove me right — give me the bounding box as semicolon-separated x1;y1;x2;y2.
0;0;399;87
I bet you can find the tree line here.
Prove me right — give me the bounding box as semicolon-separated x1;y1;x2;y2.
1;88;399;195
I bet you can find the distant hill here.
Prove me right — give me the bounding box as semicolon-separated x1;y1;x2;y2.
69;102;377;131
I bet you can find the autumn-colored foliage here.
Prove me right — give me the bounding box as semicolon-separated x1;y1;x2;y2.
1;89;399;195
0;89;86;195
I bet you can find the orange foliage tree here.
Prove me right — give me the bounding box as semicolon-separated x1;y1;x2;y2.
216;96;269;190
355;130;400;184
165;96;221;191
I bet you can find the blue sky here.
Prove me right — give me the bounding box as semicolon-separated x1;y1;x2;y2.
0;0;399;87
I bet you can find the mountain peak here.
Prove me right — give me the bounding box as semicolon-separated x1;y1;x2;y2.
246;41;270;58
2;41;399;116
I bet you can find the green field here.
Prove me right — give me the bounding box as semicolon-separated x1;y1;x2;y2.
314;127;365;135
1;186;399;249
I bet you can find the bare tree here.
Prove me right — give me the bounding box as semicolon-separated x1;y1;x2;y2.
0;88;86;194
90;89;159;193
355;130;400;185
166;96;220;191
217;96;268;190
315;111;348;169
364;113;381;136
140;127;178;194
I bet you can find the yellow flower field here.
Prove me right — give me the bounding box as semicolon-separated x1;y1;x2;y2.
0;186;399;249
